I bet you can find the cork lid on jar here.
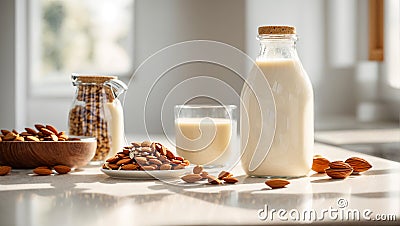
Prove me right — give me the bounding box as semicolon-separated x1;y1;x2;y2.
72;74;117;84
258;25;296;35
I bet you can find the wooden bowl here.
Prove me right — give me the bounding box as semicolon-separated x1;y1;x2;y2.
0;137;96;169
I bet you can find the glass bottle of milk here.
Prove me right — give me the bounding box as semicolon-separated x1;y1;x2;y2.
240;26;314;177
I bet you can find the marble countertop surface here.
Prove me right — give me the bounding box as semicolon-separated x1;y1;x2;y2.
1;137;399;225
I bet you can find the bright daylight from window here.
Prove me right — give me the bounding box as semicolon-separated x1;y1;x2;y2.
30;0;133;80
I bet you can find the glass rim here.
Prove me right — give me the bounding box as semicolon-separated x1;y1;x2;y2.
175;104;237;109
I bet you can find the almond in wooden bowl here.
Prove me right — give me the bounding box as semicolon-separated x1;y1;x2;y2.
0;136;96;169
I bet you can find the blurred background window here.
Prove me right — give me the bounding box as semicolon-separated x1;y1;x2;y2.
29;0;134;94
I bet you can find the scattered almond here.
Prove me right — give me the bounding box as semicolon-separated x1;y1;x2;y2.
265;178;290;189
207;175;222;185
325;161;353;179
33;167;53;176
0;166;12;176
218;171;232;180
329;161;352;169
345;157;372;173
54;165;71;174
181;174;202;183
223;177;239;184
200;171;209;179
325;168;353;179
193;165;203;174
312;156;330;173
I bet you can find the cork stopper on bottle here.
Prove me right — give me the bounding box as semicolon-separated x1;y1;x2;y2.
72;74;117;84
258;26;296;35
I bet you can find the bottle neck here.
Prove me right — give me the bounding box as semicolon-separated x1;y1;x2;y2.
257;34;298;61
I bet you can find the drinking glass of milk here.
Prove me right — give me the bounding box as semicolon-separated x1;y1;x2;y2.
175;105;237;168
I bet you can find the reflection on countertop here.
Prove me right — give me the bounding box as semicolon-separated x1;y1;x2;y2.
1;143;400;226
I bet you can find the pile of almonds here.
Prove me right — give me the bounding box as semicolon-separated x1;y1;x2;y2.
312;155;372;179
33;165;72;176
0;124;80;142
103;141;190;171
181;166;239;185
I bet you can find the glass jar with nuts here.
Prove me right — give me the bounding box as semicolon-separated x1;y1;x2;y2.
68;74;127;164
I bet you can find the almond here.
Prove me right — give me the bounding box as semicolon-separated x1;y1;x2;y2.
141;140;151;147
34;124;45;131
14;135;24;141
207;175;222;185
0;166;12;176
25;127;37;135
182;159;190;166
20;132;31;136
106;156;120;164
200;171;209;179
173;164;185;170
329;161;352;169
265;179;290;189
45;125;59;135
147;142;155;151
50;134;58;141
223;177;239;184
141;147;151;152
160;164;172;170
345;157;372;173
1;129;11;135
166;150;175;160
3;132;17;141
172;159;182;165
218;171;233;180
312;157;330;173
25;136;40;141
142;165;156;171
182;174;202;183
33;167;53;176
160;145;167;156
54;165;71;174
325;168;353;179
175;156;184;161
131;142;141;147
40;128;55;136
116;158;131;166
121;164;138;170
193;165;203;174
107;163;120;170
149;159;162;165
134;157;148;165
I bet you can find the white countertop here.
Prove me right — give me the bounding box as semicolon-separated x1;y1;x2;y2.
1;140;399;226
